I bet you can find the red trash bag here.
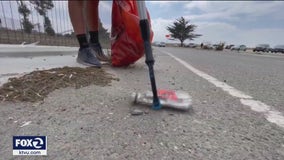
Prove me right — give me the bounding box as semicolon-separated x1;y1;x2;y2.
111;0;154;67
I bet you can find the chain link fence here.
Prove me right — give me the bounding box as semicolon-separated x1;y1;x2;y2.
0;1;78;46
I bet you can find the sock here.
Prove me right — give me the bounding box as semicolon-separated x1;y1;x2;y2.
76;34;89;50
89;31;99;44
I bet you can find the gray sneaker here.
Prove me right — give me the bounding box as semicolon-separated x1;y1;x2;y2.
76;47;102;67
90;43;111;62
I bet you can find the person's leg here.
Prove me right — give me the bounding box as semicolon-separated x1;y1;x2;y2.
68;1;88;49
86;0;110;62
86;0;99;44
68;0;85;35
68;0;101;67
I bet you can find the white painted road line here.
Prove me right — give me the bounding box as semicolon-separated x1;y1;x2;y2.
161;50;284;128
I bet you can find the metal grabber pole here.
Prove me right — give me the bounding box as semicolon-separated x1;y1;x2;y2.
136;1;161;110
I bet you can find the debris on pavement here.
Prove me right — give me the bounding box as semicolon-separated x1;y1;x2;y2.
20;121;32;127
130;109;144;116
0;66;119;102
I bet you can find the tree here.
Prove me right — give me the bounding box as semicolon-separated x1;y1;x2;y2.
43;16;55;36
167;16;201;47
17;0;34;33
29;0;55;36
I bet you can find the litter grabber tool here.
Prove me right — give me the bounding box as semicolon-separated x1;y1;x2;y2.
135;1;192;111
136;1;161;110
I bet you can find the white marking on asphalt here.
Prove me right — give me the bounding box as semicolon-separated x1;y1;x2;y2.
161;50;284;128
240;99;271;112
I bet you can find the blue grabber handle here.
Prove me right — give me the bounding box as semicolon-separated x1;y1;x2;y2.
136;1;161;110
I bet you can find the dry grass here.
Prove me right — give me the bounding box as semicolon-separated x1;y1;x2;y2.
0;67;119;102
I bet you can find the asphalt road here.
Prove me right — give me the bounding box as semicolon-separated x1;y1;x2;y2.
0;46;284;159
156;47;284;113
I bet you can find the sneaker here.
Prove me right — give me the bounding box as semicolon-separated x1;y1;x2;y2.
76;47;102;67
90;43;111;62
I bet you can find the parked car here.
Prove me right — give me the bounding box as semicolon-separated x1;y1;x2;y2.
158;42;166;47
212;44;219;49
152;41;166;47
201;42;213;49
253;44;270;52
185;43;198;48
269;45;284;53
231;45;247;51
225;44;234;49
213;43;225;51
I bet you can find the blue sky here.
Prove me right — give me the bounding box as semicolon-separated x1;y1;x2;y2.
1;1;284;48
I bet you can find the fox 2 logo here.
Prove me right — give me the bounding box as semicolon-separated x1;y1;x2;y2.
13;136;46;150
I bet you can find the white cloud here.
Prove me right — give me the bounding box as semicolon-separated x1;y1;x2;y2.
193;22;238;44
150;18;175;43
184;12;239;22
185;1;209;11
184;1;284;22
100;1;112;12
239;28;284;47
148;1;182;7
99;1;112;32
